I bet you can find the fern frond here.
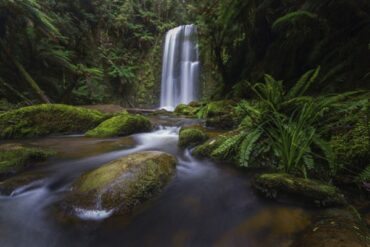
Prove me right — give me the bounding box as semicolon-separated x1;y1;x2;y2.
239;128;262;167
357;165;370;183
211;132;245;160
272;11;318;30
286;66;320;99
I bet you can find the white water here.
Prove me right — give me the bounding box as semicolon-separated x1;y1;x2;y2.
160;25;200;111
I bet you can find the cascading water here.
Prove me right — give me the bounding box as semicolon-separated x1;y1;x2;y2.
160;25;200;111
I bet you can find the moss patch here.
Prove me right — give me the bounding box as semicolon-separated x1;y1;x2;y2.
331;115;370;172
174;103;200;117
0;104;106;139
252;173;347;207
0;144;54;178
178;127;209;148
63;151;176;214
85;113;152;138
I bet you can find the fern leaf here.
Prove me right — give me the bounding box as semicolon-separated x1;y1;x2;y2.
239;129;262;167
358;165;370;183
287;66;320;99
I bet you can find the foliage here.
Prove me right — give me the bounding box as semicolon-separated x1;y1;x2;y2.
194;0;370;96
0;0;192;105
214;68;367;179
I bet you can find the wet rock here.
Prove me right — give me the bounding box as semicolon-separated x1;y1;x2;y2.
292;207;370;247
0;104;106;139
192;130;239;161
0;171;47;195
204;100;237;130
63;151;176;215
174;103;199;117
85;113;152;138
252;173;347;207
178;126;208;148
0;144;54;179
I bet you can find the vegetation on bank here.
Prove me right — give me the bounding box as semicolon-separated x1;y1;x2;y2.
178;68;369;192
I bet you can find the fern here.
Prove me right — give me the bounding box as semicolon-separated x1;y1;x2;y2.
357;165;370;183
287;66;320;99
211;132;245;160
239;128;262;167
272;11;318;30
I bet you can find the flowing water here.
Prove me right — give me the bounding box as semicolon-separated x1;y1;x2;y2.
160;25;200;111
0;117;312;247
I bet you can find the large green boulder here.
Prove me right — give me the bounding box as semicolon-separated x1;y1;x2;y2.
63;151;176;214
178;126;209;148
252;173;347;207
0;144;54;179
85;113;152;138
0;104;105;139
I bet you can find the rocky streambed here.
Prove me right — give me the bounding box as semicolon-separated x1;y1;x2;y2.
0;106;368;247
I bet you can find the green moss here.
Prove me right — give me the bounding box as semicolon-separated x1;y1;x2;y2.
192;131;239;160
178;127;209;148
85;113;152;138
203;100;238;129
66;151;176;212
253;173;347;207
0;104;106;139
174;104;199;117
0;144;55;178
331;115;370;172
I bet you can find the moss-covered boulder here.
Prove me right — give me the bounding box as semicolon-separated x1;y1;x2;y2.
192;136;226;158
204;100;237;130
0;104;105;139
85;113;152;138
63;151;176;215
292;207;370;247
331;114;370;175
174;103;199;117
192;130;240;162
0;144;54;179
252;173;347;207
178;126;209;148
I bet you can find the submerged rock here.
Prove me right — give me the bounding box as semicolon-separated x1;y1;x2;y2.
178;126;208;148
85;113;152;138
292;207;370;247
252;173;347;207
63;151;176;215
0;144;54;179
0;104;106;139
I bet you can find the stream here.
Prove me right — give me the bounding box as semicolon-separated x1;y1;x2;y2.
0;117;312;247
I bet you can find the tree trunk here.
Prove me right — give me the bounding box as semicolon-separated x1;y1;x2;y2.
0;40;50;103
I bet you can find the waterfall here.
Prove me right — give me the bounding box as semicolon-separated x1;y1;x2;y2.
160;25;200;111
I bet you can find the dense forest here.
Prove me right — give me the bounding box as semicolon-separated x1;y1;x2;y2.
0;1;369;246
